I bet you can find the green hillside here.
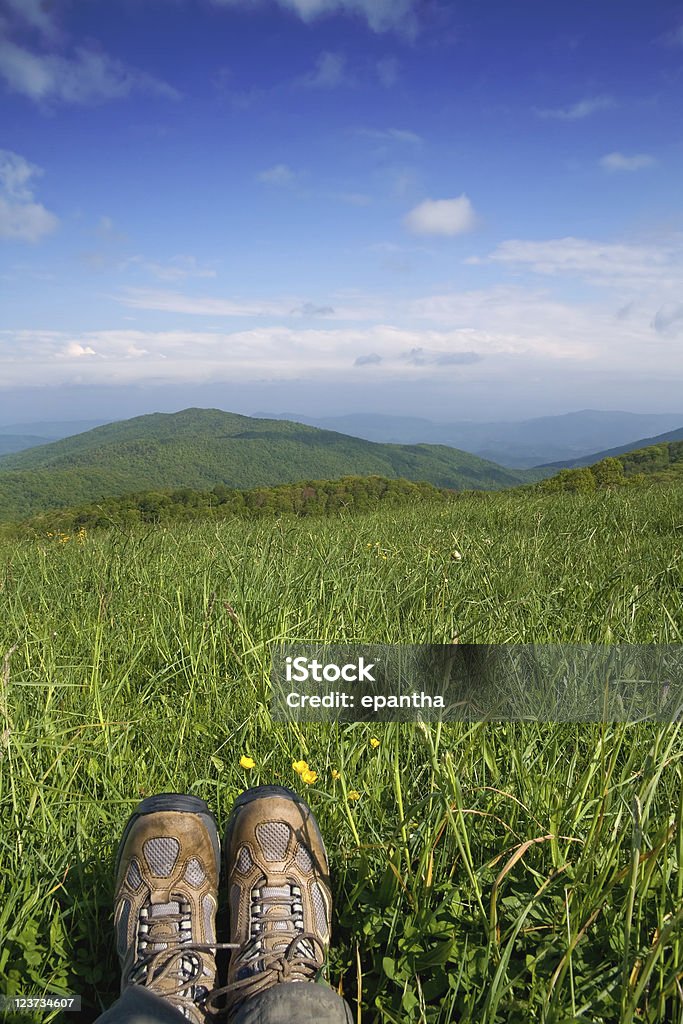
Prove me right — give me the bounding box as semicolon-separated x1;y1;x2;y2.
539;425;683;468
0;407;535;521
536;440;683;493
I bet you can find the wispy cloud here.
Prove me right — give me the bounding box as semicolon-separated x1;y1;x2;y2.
2;0;57;37
0;319;565;389
209;0;417;35
298;51;348;88
536;95;616;120
0;149;58;242
125;255;217;282
118;288;373;321
405;195;478;236
257;163;297;185
0;39;180;104
402;347;482;366
120;289;294;319
599;152;657;172
359;127;422;144
475;236;683;292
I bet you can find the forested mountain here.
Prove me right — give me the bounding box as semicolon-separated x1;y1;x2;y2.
537;441;683;493
538;426;683;469
0;408;536;521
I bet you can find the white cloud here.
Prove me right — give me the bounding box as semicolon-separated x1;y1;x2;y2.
599;152;657;172
57;342;97;358
300;51;347;88
5;265;683;392
478;236;683;293
210;0;416;34
536;95;615;120
257;163;296;185
0;323;520;388
0;149;58;242
0;39;180;104
405;195;478;236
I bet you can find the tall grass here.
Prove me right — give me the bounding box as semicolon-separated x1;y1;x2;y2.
1;487;682;1022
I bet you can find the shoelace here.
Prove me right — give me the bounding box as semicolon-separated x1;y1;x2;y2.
205;932;327;1015
205;882;327;1015
126;900;239;1017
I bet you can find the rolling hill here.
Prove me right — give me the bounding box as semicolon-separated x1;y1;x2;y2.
0;408;538;522
538;425;683;468
536;440;683;493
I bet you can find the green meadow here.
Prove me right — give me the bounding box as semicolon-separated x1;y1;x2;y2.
1;486;682;1022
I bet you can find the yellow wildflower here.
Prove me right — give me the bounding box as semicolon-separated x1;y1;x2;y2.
370;737;380;748
331;769;341;780
292;759;309;775
240;755;256;769
348;790;361;801
300;768;318;785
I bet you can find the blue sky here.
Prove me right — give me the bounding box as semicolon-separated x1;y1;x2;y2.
1;0;682;423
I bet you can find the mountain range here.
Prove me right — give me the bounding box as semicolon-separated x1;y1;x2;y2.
2;409;682;468
251;410;683;467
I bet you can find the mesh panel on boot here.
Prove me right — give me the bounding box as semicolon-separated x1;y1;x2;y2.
236;845;253;873
183;858;206;887
255;822;291;861
202;894;216;943
295;845;312;872
311;882;329;939
126;858;143;889
143;837;180;876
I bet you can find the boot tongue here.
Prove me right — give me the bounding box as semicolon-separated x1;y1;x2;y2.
259;886;315;965
147;901;181;947
260;886;295;950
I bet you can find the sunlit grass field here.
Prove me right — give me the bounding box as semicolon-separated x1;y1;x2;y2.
1;487;682;1022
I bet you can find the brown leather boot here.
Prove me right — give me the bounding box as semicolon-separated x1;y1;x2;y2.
113;794;220;1023
210;785;332;1015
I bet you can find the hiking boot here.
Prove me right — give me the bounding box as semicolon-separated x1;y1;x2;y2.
210;785;332;1015
113;794;220;1023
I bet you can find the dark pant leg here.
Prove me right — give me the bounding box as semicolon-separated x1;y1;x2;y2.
93;986;188;1024
230;981;354;1024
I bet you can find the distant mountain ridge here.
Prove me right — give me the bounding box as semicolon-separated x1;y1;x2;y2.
3;410;681;468
539;426;683;468
0;408;536;522
255;410;683;468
